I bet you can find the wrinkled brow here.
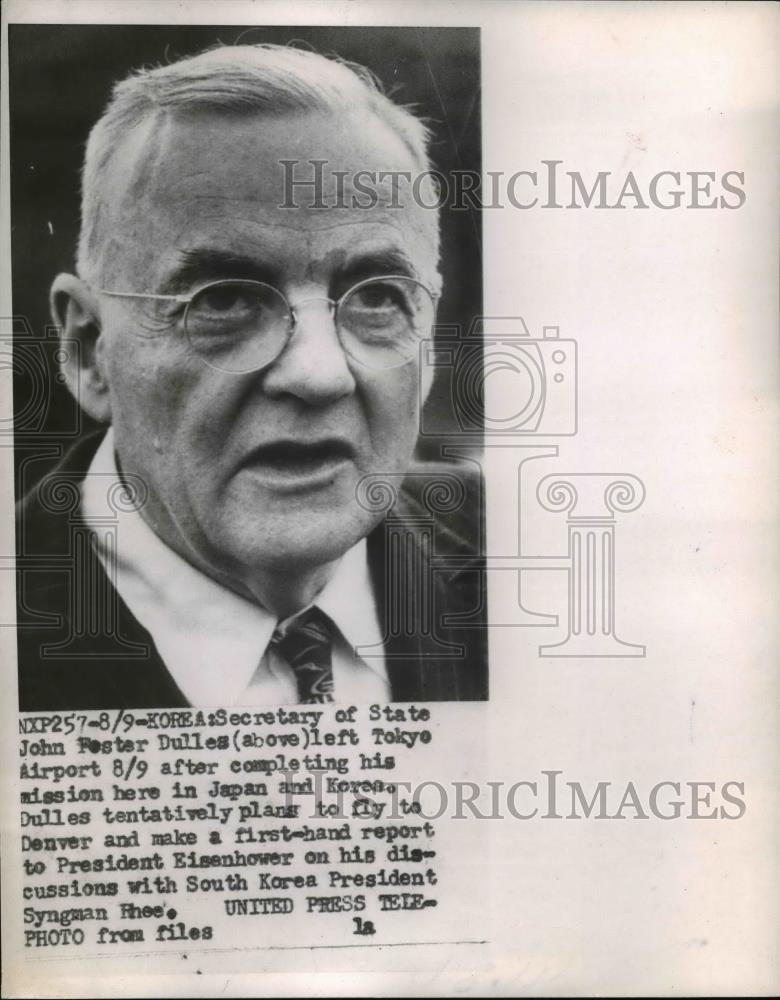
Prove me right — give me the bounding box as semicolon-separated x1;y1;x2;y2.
164;249;277;291
163;246;419;292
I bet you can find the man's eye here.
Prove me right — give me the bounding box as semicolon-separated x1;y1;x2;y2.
349;282;406;314
194;285;256;315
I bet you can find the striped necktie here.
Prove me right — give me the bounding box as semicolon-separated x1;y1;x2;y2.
270;606;335;704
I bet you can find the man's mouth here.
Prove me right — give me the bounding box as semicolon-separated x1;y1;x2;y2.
240;438;355;488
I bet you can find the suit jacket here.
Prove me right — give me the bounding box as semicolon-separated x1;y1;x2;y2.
16;432;488;709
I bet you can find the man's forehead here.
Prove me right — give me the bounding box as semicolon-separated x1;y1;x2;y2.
119;106;424;209
106;107;439;284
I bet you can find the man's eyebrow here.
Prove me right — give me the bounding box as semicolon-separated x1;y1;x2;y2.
339;249;418;284
164;246;421;292
164;249;278;290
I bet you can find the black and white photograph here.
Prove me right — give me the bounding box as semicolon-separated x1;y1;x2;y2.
9;24;487;710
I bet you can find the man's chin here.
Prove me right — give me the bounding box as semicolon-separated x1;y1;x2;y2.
214;507;381;576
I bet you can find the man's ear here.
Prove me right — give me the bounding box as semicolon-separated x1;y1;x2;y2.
50;273;112;424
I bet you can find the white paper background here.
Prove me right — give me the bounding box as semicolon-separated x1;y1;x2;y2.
1;1;777;996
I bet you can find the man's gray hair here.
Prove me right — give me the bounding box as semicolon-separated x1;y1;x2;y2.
77;43;435;283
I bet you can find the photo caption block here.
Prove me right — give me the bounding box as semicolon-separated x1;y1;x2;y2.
18;705;448;954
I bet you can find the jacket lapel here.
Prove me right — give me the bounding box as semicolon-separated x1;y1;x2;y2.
367;488;487;702
16;431;189;710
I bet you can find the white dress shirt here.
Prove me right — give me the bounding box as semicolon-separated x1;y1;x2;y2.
81;430;389;706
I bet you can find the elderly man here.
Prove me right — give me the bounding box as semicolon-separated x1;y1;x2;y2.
16;44;487;709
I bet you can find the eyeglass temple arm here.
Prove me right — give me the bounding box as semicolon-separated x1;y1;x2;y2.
95;289;190;304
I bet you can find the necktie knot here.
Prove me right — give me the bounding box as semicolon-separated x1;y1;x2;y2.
270;606;335;703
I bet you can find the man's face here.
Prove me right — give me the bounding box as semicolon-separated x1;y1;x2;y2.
92;108;438;594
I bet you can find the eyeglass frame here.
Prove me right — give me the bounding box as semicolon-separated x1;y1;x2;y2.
91;274;440;373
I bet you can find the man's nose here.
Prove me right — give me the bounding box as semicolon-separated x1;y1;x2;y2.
261;297;356;404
